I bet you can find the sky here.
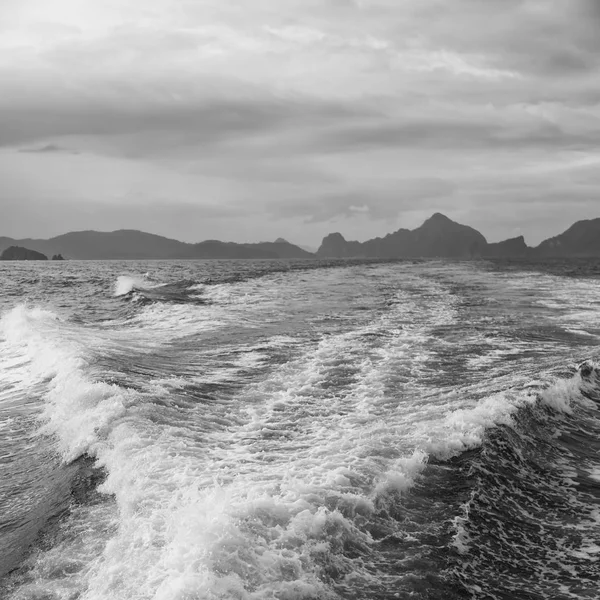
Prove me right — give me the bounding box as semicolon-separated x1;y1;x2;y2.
1;0;600;247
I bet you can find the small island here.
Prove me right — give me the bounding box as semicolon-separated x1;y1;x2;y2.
52;254;65;261
0;246;48;261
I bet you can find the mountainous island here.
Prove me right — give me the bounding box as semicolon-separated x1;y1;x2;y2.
0;214;598;260
316;213;600;259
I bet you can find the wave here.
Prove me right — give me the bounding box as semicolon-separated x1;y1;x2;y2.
111;260;400;307
4;307;131;459
0;305;124;581
114;275;159;297
114;275;209;307
448;362;600;599
3;301;600;599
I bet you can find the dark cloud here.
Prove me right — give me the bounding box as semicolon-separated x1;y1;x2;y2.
0;82;373;150
455;1;600;79
310;117;600;153
370;0;599;111
19;144;79;154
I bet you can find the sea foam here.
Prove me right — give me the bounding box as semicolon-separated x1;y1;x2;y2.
0;304;134;463
114;275;161;297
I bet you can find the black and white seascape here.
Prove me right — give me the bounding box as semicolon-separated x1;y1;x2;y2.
1;258;600;600
3;1;600;598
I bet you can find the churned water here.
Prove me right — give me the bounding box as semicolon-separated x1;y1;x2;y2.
1;258;599;600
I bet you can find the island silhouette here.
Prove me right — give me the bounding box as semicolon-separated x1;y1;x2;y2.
0;214;598;260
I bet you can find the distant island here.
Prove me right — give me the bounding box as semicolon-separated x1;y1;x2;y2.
0;246;47;261
0;232;313;261
316;214;600;259
0;214;599;260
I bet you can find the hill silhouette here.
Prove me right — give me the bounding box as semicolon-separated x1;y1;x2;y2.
534;218;600;257
1;216;599;260
317;214;600;258
318;213;490;258
0;231;313;260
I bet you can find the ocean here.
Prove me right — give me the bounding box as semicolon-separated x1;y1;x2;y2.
1;258;599;600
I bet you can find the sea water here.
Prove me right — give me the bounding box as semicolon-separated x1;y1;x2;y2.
1;258;599;600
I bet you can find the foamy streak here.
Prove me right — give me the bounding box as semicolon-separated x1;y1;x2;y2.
451;500;473;556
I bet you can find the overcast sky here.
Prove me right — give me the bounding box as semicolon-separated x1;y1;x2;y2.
1;0;599;246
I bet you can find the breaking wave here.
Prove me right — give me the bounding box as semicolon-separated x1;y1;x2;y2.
114;275;208;307
449;363;600;599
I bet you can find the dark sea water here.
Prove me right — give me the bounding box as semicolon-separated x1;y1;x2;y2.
1;258;600;600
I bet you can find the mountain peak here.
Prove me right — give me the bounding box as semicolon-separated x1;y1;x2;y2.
318;213;487;258
425;212;452;224
323;232;347;242
317;232;363;258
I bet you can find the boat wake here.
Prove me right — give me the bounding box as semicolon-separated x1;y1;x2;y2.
1;262;599;599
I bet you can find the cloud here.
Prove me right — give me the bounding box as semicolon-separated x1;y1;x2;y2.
312;116;600;154
267;178;456;224
0;68;374;156
19;143;78;154
0;0;599;245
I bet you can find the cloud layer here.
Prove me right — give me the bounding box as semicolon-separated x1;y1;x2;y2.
1;0;599;244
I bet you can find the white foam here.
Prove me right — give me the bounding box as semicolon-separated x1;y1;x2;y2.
114;275;163;297
374;449;429;497
128;302;225;337
451;500;472;555
1;305;67;386
539;378;578;414
565;328;598;338
538;368;600;414
0;305;135;463
423;392;524;460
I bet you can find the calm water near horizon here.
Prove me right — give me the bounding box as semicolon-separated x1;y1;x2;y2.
1;257;600;600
